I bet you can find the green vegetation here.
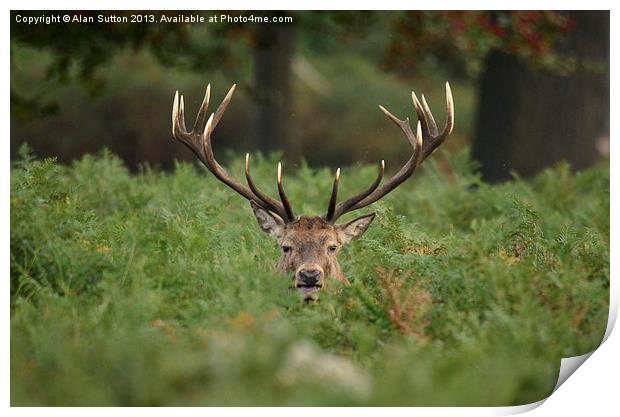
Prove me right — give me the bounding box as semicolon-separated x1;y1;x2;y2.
10;146;609;406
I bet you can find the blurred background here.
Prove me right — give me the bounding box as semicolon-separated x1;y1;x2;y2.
10;10;609;182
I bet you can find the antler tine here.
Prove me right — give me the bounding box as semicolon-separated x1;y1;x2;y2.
419;81;454;160
444;82;455;135
325;168;341;222
419;93;438;137
172;84;294;222
211;84;237;130
192;84;211;133
326;161;384;222
172;91;179;136
172;90;207;165
179;94;187;133
245;154;292;220
379;105;417;145
411;91;435;137
277;163;296;222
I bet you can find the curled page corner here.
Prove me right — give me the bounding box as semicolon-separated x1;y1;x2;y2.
553;352;594;392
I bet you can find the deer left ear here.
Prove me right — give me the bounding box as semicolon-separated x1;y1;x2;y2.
250;201;285;239
337;213;376;244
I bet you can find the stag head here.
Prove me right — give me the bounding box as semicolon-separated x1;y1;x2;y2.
171;83;454;301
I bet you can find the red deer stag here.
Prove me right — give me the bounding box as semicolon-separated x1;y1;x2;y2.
171;83;453;300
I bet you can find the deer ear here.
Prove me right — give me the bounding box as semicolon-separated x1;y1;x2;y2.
250;201;285;239
337;213;375;244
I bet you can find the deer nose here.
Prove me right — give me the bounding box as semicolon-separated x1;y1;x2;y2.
300;269;321;286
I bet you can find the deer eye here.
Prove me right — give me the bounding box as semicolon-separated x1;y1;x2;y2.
282;245;292;254
328;245;338;253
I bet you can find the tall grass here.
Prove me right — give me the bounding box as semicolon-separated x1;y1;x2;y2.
10;146;609;406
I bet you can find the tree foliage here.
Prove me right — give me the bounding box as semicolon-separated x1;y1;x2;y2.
384;11;577;76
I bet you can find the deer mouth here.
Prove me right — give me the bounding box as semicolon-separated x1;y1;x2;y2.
295;283;323;293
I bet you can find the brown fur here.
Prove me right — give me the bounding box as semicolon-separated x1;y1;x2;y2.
277;216;349;285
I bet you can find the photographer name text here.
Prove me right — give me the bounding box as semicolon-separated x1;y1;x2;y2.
14;13;293;25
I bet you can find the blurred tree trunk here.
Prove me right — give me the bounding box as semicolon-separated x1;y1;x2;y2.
471;11;609;182
252;16;297;155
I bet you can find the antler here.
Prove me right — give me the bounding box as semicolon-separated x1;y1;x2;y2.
325;82;454;223
172;84;296;222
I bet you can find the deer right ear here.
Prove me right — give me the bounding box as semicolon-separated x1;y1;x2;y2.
337;213;376;244
250;201;285;239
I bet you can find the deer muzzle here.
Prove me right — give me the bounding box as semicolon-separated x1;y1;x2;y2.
295;265;324;295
